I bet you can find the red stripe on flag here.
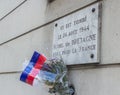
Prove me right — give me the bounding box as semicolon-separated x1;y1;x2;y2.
34;54;46;69
26;74;34;85
26;68;40;85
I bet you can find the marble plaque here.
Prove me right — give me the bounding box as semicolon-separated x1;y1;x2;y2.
52;3;101;65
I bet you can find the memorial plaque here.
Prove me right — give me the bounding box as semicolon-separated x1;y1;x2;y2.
52;3;101;65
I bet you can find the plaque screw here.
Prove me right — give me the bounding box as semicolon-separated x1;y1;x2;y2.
90;54;94;59
55;23;58;27
92;8;95;13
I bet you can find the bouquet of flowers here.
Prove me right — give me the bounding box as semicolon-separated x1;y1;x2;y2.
20;51;74;95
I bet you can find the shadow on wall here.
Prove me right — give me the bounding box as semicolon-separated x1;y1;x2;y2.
48;0;55;3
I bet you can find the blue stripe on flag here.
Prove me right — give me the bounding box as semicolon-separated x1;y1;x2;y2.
25;65;33;73
20;71;28;82
29;51;40;66
20;66;32;82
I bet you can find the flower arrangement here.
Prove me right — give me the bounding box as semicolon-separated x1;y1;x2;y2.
20;51;74;95
42;59;70;95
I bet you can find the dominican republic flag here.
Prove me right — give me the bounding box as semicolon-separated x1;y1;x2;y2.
20;51;46;86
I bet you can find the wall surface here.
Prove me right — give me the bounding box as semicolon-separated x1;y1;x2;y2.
0;0;120;95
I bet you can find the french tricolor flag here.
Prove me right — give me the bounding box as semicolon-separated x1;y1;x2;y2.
20;51;46;86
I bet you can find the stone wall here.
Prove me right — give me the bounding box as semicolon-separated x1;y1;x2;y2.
0;0;120;95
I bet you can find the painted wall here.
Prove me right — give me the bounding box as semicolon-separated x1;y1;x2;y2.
0;0;120;95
